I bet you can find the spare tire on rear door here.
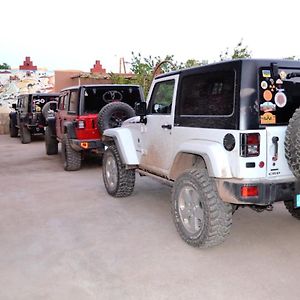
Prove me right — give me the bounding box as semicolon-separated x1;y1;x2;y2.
97;102;135;134
42;101;58;120
285;108;300;178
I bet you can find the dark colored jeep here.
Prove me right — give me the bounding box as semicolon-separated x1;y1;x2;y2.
9;93;59;143
45;84;144;171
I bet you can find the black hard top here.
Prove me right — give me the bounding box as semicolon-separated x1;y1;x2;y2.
155;59;300;79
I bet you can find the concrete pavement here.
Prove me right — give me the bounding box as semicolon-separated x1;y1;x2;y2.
1;134;300;300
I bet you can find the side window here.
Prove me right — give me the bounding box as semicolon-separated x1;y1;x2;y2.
68;90;78;113
58;95;64;110
179;71;235;116
63;93;69;111
149;80;175;114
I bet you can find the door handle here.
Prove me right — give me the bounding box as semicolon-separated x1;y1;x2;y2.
161;124;172;130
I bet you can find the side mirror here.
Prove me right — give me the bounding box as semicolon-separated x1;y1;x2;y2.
12;103;17;109
135;102;147;116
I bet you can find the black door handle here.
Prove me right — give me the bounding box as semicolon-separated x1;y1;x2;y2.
161;124;172;130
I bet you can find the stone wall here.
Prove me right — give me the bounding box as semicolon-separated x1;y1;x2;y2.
0;106;10;134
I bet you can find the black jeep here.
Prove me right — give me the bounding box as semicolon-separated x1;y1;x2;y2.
9;93;59;143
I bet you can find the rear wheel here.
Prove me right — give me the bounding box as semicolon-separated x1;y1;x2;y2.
61;134;81;171
45;127;58;155
102;144;135;197
20;124;31;144
172;169;232;248
9;120;18;137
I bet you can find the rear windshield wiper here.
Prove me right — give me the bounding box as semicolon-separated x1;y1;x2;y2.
286;72;300;79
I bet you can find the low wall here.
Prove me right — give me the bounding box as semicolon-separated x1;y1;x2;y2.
0;106;10;134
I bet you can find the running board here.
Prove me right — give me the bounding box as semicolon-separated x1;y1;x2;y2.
137;169;173;187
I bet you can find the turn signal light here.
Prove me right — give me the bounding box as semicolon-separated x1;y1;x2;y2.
80;142;89;149
241;186;258;197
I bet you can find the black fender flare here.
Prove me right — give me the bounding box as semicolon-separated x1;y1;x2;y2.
64;121;76;139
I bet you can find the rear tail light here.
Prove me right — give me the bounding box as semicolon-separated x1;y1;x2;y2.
240;133;260;157
77;120;85;129
241;186;259;197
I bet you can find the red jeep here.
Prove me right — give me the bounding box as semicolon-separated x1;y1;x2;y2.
44;84;144;171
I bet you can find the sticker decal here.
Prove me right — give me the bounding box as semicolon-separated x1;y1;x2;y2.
263;90;273;101
276;78;283;85
260;102;276;112
261;112;276;124
274;92;287;108
269;84;276;92
261;81;268;89
262;70;271;78
280;71;287;80
270;78;274;85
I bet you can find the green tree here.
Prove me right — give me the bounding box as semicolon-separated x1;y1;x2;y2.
109;53;208;96
0;62;11;70
220;39;251;61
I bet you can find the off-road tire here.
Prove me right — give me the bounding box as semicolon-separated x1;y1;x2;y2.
172;169;232;248
20;124;31;144
102;144;135;197
42;101;57;120
97;102;135;134
9;119;18;137
61;134;81;171
285;108;300;178
45;127;58;155
284;200;300;220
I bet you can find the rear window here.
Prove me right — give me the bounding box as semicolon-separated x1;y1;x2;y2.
82;86;142;114
31;95;58;113
259;67;300;125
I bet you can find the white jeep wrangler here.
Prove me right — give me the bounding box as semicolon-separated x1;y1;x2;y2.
102;59;300;248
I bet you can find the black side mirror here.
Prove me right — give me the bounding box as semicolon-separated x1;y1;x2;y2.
135;102;147;116
12;103;17;109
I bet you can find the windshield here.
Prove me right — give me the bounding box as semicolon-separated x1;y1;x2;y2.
259;67;300;126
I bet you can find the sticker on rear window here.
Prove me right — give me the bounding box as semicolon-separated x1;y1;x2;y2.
274;92;287;108
261;81;268;89
263;90;273;101
260;102;276;112
262;70;271;78
261;112;276;124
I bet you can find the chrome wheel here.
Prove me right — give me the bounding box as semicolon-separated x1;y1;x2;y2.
178;186;204;235
105;155;118;190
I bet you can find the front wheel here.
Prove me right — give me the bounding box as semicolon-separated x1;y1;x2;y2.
172;169;232;248
9;120;18;137
102;145;135;197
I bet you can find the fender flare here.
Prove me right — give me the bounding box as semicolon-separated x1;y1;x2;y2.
173;140;233;178
103;128;139;165
64;121;76;139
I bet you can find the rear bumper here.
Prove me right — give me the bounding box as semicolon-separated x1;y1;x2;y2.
216;177;296;205
69;139;104;152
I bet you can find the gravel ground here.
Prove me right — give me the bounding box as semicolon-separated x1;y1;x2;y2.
1;134;300;300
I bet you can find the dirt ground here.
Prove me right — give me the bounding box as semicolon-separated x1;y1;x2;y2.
1;134;300;300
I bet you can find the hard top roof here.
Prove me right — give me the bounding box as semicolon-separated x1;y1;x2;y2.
155;58;300;79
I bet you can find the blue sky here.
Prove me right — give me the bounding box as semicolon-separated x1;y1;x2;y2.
2;0;300;72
